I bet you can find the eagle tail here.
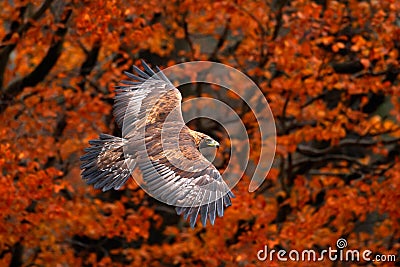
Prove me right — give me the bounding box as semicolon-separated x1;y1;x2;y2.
80;133;134;191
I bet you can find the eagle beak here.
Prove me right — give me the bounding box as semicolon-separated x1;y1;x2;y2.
209;140;220;148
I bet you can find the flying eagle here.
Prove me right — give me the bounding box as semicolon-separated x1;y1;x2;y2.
80;60;234;227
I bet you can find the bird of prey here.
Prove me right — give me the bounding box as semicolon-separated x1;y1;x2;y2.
80;60;234;227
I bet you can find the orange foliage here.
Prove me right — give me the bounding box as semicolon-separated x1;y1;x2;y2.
0;0;399;266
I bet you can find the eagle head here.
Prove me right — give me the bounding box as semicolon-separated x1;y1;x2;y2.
189;130;219;149
200;136;220;149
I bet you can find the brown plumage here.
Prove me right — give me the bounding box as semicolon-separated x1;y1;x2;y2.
80;60;234;228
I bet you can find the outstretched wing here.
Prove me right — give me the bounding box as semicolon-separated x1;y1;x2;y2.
113;60;176;137
117;61;234;228
137;131;235;228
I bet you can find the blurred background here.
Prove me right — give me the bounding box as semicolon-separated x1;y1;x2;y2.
0;0;399;266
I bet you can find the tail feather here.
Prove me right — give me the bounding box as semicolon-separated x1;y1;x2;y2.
80;133;134;191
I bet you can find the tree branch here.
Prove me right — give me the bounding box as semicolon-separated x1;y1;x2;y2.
0;8;72;113
77;39;102;90
209;19;230;61
0;0;54;88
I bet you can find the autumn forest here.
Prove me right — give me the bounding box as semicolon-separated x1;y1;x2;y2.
0;0;399;266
